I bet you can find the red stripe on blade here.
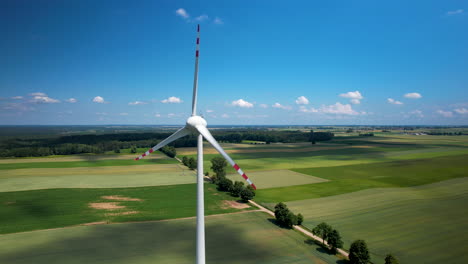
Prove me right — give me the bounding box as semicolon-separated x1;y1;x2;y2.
241;174;248;180
251;184;257;190
197;24;200;32
196;50;199;57
142;153;146;157
134;157;140;161
197;38;199;44
233;164;240;171
149;149;154;153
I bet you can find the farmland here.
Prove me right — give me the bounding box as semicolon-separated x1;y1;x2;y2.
0;184;254;234
285;178;468;264
0;212;341;264
1;128;468;263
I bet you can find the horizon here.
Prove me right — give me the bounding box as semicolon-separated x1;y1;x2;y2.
1;1;467;126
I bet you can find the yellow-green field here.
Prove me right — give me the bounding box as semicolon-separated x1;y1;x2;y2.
227;169;328;189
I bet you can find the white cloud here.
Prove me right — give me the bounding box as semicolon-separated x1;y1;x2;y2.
259;104;268;108
96;112;108;116
404;92;422;99
206;109;214;113
3;102;35;112
299;106;319;113
29;92;46;97
214;17;223;24
299;103;358;115
195;15;209;21
11;96;23;100
176;8;189;19
339;91;363;104
66;98;77;103
31;95;60;103
154;113;161;118
161;97;182;104
128;101;147;105
321;102;359;115
168;113;176;117
231;99;253;108
93;96;105;103
409;110;424;118
436;110;453;117
119;112;129;116
272;102;292;110
454;108;468;114
387;98;403;105
295;96;309;105
221;113;229;118
447;9;464;15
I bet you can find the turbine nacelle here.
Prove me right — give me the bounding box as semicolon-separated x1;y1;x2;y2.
186;115;207;130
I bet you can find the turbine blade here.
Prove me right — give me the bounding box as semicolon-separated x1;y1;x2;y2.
135;127;190;160
195;125;257;190
191;24;200;116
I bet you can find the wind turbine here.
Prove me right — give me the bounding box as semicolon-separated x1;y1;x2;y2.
134;24;256;264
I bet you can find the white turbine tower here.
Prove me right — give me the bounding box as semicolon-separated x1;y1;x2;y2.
134;24;256;264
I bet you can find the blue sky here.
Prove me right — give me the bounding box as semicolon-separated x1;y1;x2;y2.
1;0;467;125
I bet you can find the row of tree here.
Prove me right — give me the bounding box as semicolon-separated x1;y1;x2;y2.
274;202;303;228
181;156;197;170
160;146;176;158
312;222;343;253
311;222;399;264
209;157;255;202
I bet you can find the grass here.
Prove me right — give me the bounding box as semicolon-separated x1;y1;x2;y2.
0;183;253;235
226;169;328;189
0;211;342;264
256;154;468;203
284;178;468;264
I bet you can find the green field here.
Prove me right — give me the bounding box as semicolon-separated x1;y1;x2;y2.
285;178;468;264
227;169;328;189
180;137;468;176
0;184;253;234
0;211;341;264
256;154;468;203
1;133;468;263
0;157;177;170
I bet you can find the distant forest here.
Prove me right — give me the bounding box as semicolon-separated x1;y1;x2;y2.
0;130;333;158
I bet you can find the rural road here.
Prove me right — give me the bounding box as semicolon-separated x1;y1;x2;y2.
249;200;349;258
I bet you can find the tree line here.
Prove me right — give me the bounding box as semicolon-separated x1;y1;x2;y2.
0;130;334;158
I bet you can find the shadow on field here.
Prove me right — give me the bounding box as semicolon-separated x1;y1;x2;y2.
10;200;56;218
304;239;348;264
0;220;273;264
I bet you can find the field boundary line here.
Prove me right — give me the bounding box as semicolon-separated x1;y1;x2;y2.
248;200;349;258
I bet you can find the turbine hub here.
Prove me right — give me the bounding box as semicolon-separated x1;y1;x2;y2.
186;115;207;129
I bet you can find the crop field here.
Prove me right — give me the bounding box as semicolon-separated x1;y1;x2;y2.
256;154;468;202
0;163;193;191
1;133;468;264
179;135;468;176
0;184;254;234
0;211;341;264
226;169;328;189
284;178;468;264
